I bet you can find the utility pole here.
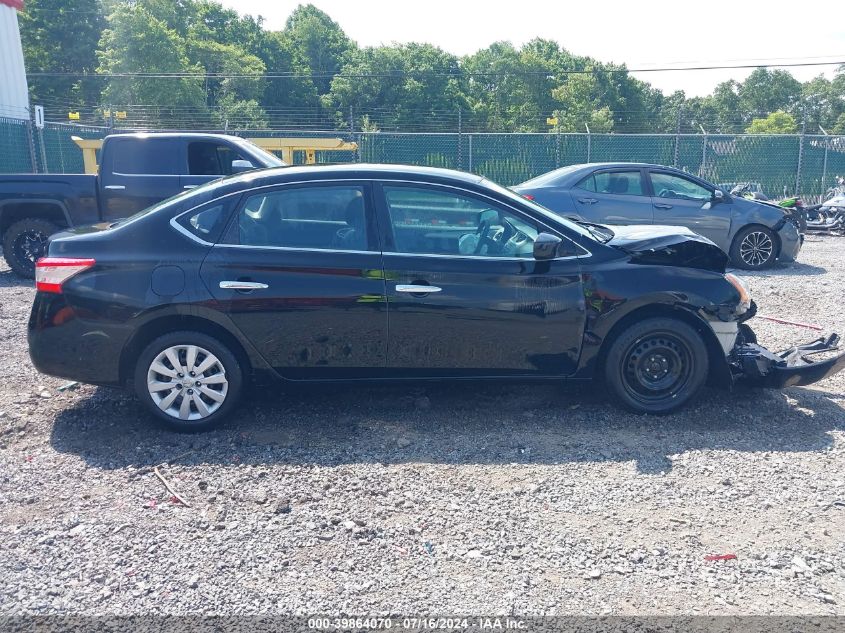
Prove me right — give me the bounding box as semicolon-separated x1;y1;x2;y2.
699;124;707;178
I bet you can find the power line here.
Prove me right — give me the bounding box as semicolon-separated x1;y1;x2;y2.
25;59;845;79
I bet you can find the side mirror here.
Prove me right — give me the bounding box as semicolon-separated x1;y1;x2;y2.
231;159;255;174
533;232;563;260
712;189;725;204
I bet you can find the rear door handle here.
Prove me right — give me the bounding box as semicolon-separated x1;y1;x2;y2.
183;185;198;190
578;198;598;204
654;203;673;210
396;284;442;294
219;280;268;290
104;185;125;190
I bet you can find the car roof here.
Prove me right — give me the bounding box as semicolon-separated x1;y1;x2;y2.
105;132;253;143
211;163;486;190
516;162;689;188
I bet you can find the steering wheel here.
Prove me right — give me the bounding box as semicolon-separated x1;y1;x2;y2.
474;217;501;255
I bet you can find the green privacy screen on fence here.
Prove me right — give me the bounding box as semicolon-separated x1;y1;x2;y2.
2;118;845;198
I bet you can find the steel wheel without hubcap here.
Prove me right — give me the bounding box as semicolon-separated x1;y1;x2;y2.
738;230;773;268
146;344;228;422
620;333;692;405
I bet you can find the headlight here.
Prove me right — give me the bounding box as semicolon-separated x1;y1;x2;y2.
725;273;751;314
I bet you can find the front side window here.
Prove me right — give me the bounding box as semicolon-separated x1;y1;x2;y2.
188;142;248;176
384;186;538;258
577;171;645;196
236;185;368;250
112;138;179;175
651;172;712;201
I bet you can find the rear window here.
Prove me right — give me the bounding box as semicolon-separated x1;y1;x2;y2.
111;138;180;175
174;197;239;243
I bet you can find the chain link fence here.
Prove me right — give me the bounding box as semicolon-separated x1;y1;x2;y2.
2;116;845;199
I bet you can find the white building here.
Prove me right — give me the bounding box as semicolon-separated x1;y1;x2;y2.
0;0;30;120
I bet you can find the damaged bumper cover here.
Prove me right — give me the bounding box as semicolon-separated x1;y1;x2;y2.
731;332;845;388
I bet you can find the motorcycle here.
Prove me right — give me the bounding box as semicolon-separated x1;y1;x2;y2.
730;184;807;232
805;185;845;234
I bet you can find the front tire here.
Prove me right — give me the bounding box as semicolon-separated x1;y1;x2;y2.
134;331;243;432
604;318;709;414
2;218;59;278
730;225;778;270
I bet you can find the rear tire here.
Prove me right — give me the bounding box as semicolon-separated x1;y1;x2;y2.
2;217;59;278
729;225;778;270
603;317;709;414
134;331;243;432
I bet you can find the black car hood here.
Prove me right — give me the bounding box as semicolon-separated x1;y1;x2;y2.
604;224;729;273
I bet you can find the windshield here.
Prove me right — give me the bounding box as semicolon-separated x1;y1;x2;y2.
234;138;286;167
480;178;599;242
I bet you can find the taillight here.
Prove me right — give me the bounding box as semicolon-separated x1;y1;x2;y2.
35;258;95;293
522;194;535;201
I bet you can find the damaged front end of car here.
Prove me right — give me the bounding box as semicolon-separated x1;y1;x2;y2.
730;326;845;388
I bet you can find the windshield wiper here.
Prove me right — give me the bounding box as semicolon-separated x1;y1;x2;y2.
569;218;614;243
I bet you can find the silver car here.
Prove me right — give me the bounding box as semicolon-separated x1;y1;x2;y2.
513;163;803;269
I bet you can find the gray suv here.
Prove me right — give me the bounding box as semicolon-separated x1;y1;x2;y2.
513;163;803;269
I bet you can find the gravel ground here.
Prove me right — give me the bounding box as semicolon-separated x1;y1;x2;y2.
1;235;845;616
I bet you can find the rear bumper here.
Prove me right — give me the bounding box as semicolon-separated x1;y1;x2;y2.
28;292;128;386
731;332;845;388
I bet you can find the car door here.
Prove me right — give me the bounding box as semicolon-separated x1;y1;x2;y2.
180;140;253;191
99;136;183;219
376;182;586;377
571;168;653;224
199;181;389;379
647;170;731;245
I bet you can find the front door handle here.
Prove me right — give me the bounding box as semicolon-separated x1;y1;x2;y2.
183;185;198;190
104;185;125;190
219;280;269;290
578;197;598;204
654;203;673;210
396;284;442;294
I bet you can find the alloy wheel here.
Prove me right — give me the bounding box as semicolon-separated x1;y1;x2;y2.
146;344;228;421
13;230;48;274
739;231;773;267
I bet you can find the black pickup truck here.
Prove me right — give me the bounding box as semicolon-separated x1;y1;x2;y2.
0;132;284;276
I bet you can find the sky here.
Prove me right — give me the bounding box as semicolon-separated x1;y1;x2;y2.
218;0;845;97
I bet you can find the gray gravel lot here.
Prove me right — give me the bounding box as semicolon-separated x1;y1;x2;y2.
1;236;845;616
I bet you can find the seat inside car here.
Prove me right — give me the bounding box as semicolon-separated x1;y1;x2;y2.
607;175;629;194
332;195;367;250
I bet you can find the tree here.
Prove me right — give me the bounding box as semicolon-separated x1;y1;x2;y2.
552;74;614;132
738;69;802;120
19;0;105;108
326;43;464;130
97;3;206;110
746;111;798;134
281;5;355;96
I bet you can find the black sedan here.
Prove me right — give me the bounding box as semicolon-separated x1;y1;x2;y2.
29;165;845;431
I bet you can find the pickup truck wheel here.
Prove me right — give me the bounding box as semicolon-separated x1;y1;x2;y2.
604;317;709;414
134;331;243;433
2;218;59;278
